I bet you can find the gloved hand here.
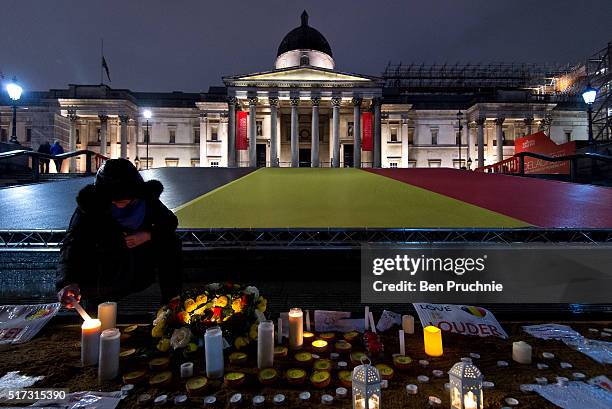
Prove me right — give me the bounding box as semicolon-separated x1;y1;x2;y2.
57;284;81;309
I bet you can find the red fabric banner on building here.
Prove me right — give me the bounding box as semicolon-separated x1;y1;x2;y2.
362;112;373;151
514;131;575;174
236;111;248;150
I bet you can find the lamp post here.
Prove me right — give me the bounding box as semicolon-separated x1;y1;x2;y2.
5;77;23;144
456;110;463;169
582;84;597;148
143;109;152;169
467;157;473;171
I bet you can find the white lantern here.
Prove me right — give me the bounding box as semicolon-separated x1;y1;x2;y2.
448;358;483;409
352;357;381;409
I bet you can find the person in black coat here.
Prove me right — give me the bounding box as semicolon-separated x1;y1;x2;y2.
56;158;182;309
37;141;51;174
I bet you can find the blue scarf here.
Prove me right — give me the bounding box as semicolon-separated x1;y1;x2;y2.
111;199;146;231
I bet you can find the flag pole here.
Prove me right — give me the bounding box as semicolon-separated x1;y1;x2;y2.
100;38;104;85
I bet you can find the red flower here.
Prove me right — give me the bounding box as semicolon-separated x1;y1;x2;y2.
213;307;222;318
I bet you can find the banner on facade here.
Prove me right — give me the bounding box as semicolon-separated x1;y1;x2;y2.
514;132;575;174
362;112;373;151
413;303;508;339
236;111;248;150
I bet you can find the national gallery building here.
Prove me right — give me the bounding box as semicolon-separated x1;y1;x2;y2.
0;12;590;171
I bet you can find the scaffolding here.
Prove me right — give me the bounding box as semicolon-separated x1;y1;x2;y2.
585;42;612;141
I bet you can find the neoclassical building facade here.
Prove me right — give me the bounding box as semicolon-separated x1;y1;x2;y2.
0;11;588;172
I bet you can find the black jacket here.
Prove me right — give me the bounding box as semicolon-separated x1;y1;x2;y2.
57;179;179;299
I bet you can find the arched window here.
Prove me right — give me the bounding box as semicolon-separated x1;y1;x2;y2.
300;54;310;66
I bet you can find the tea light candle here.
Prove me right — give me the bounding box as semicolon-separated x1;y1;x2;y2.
542;352;555;359
417;375;430;383
432;370;444;378
537;363;549;370
98;328;121;381
229;393;242;405
174;395;188;406
337;361;348;370
97;301;117;331
330;352;339;360
137;394;152;405
153;395;167;406
321;394;334;405
402;314;414;334
572;372;586;380
483;381;494;389
181;362;194;378
203;396;217;406
399;329;406;355
535;377;548;385
512;341;532;364
520;384;536;393
305;310;311;331
252;395;265;406
303;331;315;343
257;320;275;369
406;384;418;394
81;318;102;366
299;391;311;403
505;397;519;406
556;376;569;386
336;387;348;399
428;396;442;406
364;306;370;330
497;360;509;367
204;326;224;379
273;394;285;405
419;359;429;367
469;352;480;359
312;339;328;354
277;317;283;344
560;362;572;369
423;326;443;357
288;308;304;350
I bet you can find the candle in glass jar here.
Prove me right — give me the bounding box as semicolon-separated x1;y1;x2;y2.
512;341;532;364
288;308;303;350
204;326;224;378
97;302;117;331
257;320;274;369
81;318;102;366
402;314;414;334
98;328;121;381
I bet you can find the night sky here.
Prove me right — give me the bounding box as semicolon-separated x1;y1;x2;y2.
2;0;611;93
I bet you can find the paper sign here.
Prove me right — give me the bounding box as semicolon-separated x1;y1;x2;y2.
314;310;351;332
0;303;60;345
335;319;365;333
532;381;612;409
376;310;401;332
413;303;507;339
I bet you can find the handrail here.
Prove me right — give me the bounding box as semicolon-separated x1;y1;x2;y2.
0;149;108;182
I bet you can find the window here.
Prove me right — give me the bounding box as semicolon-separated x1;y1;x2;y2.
503;129;515;146
408;128;415;145
165;158;179;167
256;120;263;137
300;54;310;66
211;124;219;141
408;160;417;168
142;157;153;168
26;128;32;143
97;128;101;143
430;128;438;145
194;127;200;144
0;127;7;142
191;159;200;167
390;127;398;142
565;131;572;142
428;159;442;168
76;129;81;145
389;162;398;168
347;122;354;138
169;128;176;144
210;161;219;167
453;159;466;169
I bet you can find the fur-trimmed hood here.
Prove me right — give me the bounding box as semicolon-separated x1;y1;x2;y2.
76;179;164;214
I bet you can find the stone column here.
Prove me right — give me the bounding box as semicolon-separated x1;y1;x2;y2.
119;114;129;159
220;114;228;167
401;116;409;168
269;97;279;167
98;114;108;156
524;116;533;135
331;97;341;168
227;97;236;167
199;113;208;167
352;97;362;168
465;122;472;165
311;96;320;167
373;98;382;168
68;108;78;172
495;117;505;162
248;96;258;167
476;117;486;168
290;97;300;167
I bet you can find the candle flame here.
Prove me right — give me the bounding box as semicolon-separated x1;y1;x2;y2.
82;318;101;330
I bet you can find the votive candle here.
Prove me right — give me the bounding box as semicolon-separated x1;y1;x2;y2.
423;326;443;357
512;341;532;364
181;362;194;378
257;320;274;369
97;302;117;331
204;326;224;378
305;310;311;332
364;306;370;331
98;328;120;381
402;314;414;334
81;318;102;366
288;308;303;350
369;312;377;334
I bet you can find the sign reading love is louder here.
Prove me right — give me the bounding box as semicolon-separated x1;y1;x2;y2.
413;303;508;339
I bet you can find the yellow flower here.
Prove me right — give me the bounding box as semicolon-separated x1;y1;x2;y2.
184;298;197;313
257;297;267;313
151;323;165;338
214;296;228;308
234;336;249;350
193;306;206;316
195;294;207;305
231;298;243;313
157;338;170;352
249;324;258;340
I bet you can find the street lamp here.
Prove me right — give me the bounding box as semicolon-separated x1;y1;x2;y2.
456;110;463;169
5;77;23;144
143;109;152;169
582;84;597;147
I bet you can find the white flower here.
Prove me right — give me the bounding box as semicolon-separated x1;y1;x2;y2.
244;286;259;300
170;327;192;350
208;283;222;291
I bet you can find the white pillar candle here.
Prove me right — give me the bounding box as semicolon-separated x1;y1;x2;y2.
257;320;274;369
98;328;120;381
305;310;311;332
399;329;406;355
512;341;532;364
364;306;370;330
369;312;376;334
204;326;224;379
97;302;117;331
277;318;283;345
81;318;101;366
181;362;194;378
288;308;303;350
402;314;415;334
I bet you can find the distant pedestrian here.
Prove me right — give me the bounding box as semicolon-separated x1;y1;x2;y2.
37;141;51;174
50;140;64;173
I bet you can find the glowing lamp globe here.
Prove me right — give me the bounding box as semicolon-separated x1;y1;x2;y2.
6;81;23;101
448;358;483;409
582;86;596;105
352;357;381;409
143;109;152;119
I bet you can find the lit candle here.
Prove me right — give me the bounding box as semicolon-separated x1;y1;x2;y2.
81;318;101;366
364;306;369;331
288;308;303;350
399;329;405;355
97;302;117;331
369;312;376;334
305;310;311;332
311;339;328;354
512;341;532;364
277;318;283;345
257;320;274;369
463;391;477;409
402;315;414;334
98;328;120;381
204;326;224;378
423;326;443;357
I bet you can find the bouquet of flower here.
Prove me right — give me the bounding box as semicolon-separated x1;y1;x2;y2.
151;283;267;352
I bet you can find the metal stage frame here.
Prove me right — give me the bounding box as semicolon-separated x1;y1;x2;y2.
1;228;612;250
